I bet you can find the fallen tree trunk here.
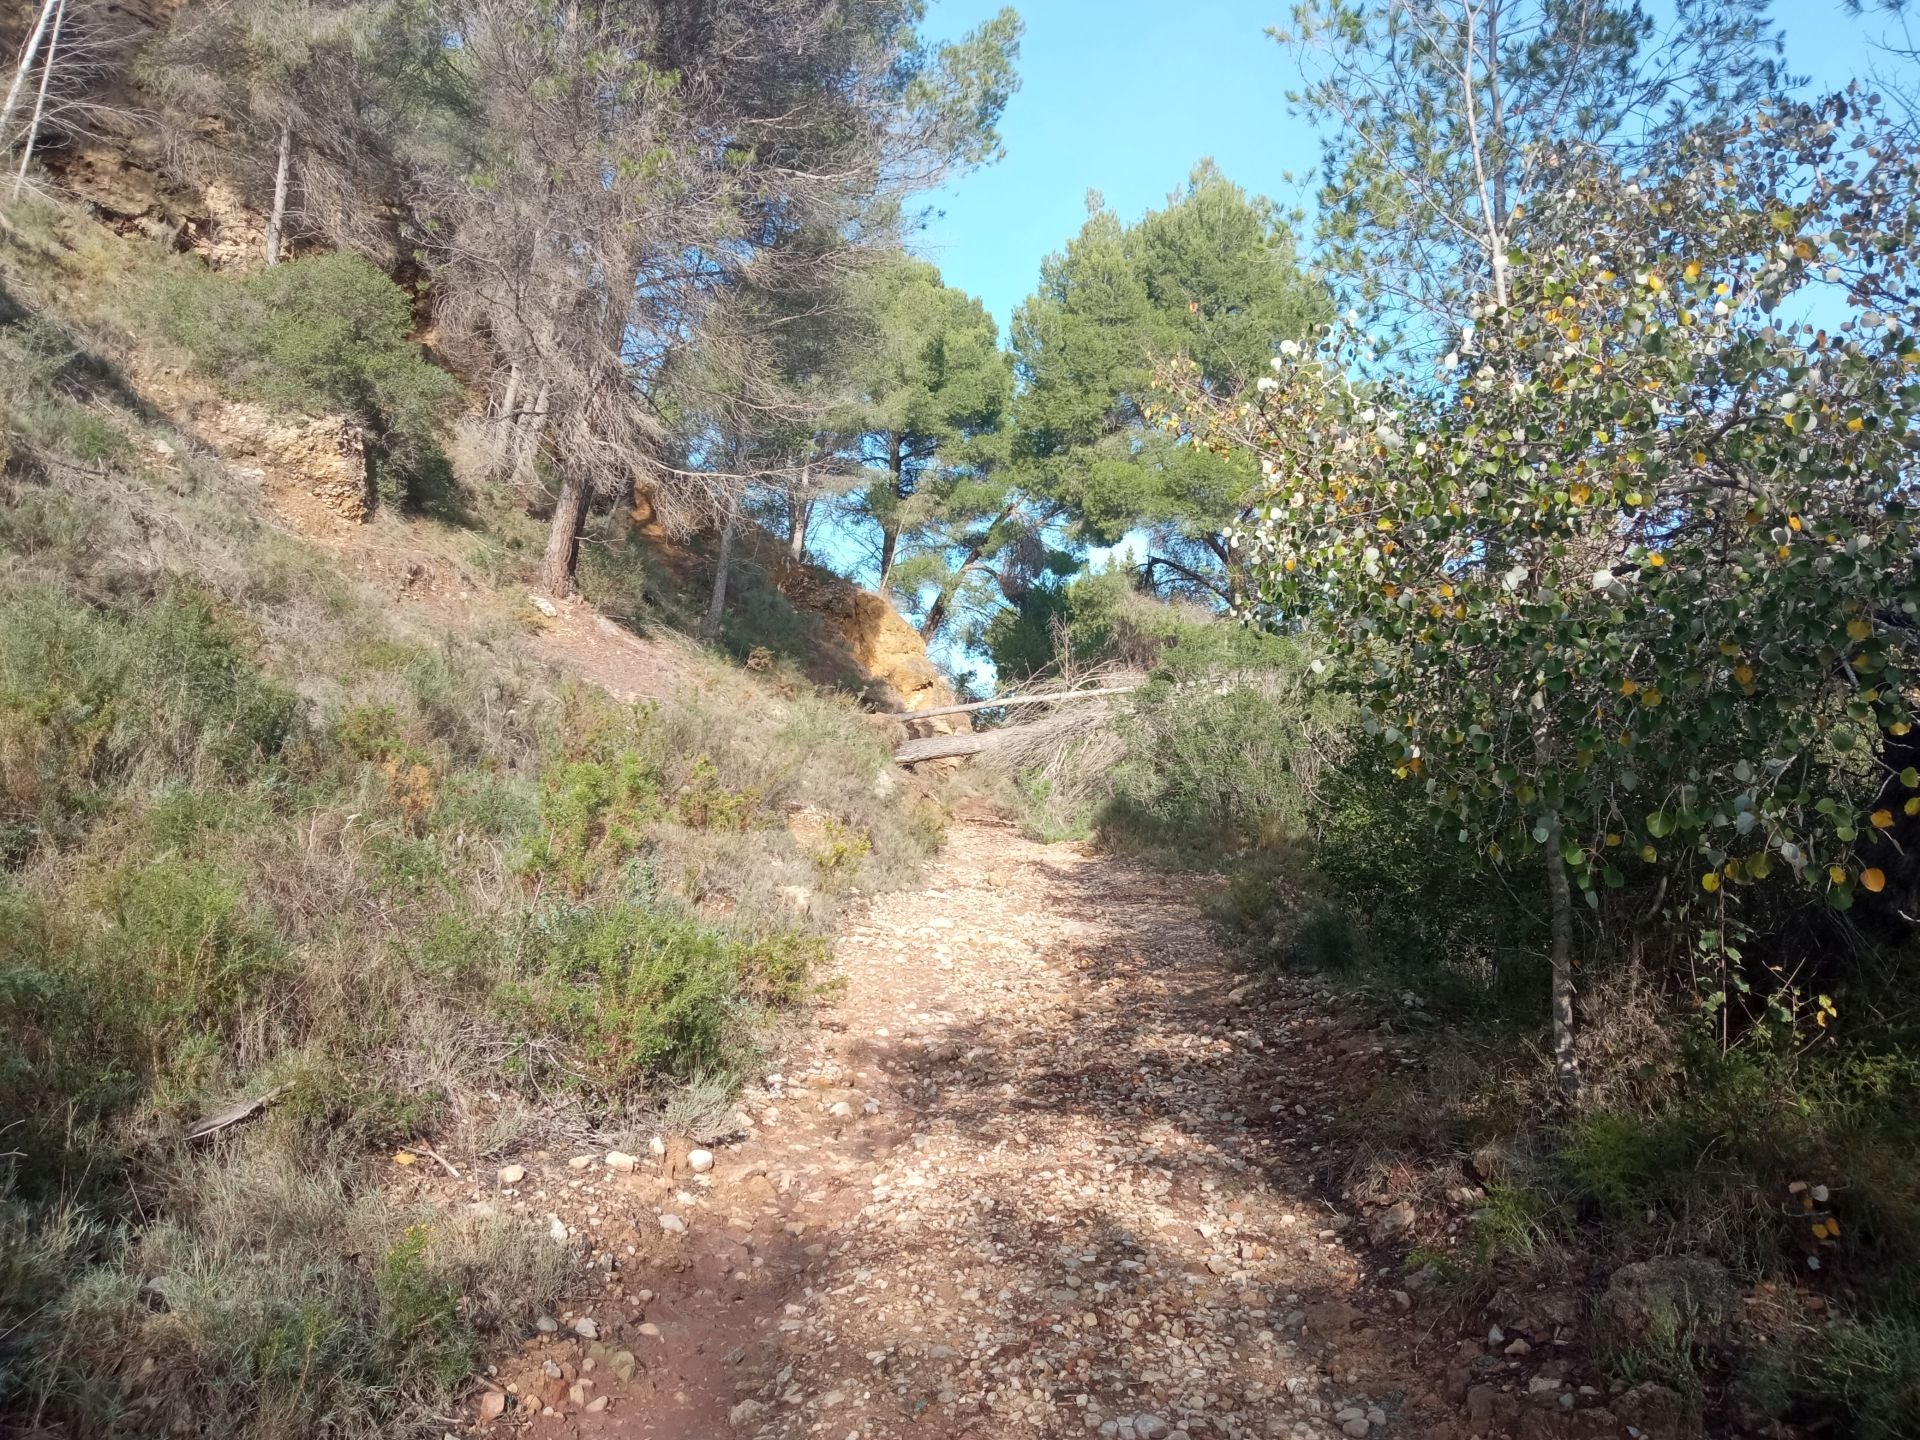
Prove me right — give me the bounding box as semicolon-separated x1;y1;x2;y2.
899;684;1138;722
893;730;1003;765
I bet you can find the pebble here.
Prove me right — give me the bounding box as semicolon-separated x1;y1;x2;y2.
534;1317;558;1334
573;1318;597;1339
659;1213;687;1234
605;1151;638;1173
567;1155;594;1171
687;1148;714;1173
496;1165;526;1186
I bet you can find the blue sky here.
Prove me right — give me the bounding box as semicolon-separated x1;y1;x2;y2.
912;0;1903;336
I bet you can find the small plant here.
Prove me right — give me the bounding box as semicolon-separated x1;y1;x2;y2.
811;815;872;882
673;755;757;832
375;1226;473;1390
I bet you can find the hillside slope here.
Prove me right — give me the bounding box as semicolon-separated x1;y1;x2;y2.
0;192;958;1436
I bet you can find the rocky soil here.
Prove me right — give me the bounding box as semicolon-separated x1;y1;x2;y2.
429;820;1685;1440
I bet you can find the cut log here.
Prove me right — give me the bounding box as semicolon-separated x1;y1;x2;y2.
900;684;1137;722
893;730;1002;765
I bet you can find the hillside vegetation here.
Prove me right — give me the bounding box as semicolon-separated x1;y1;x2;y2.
0;195;943;1435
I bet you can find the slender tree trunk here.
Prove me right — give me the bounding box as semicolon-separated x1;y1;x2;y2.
0;0;59;148
512;379;551;485
1534;719;1580;1100
10;0;62;200
920;587;953;642
490;363;522;474
265;117;293;266
701;495;739;643
540;467;590;598
878;430;904;588
789;491;812;560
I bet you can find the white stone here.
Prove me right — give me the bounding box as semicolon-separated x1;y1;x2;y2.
687;1149;714;1173
659;1213;687;1234
573;1318;598;1339
496;1165;526;1185
604;1151;639;1173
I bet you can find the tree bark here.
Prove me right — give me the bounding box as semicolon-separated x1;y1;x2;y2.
490;363;522;474
540;467;590;598
789;495;812;559
700;495;739;643
1534;719;1580;1100
512;378;551;485
878;430;903;588
265;117;293;266
0;0;60;149
10;0;63;200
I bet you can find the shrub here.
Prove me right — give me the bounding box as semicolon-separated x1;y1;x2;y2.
148;253;458;509
499;901;817;1089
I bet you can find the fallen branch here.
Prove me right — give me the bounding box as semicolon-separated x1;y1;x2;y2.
894;730;1003;765
186;1085;287;1141
900;684;1138;721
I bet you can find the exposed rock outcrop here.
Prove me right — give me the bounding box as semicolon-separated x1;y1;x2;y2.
204;402;372;528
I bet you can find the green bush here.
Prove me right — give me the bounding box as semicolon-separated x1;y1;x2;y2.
148;253;457;509
499;901;817;1088
0;585;294;857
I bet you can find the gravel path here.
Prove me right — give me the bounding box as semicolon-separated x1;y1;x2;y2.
469;820;1594;1440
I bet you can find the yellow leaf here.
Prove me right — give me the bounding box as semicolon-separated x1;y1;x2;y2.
394;1151;417;1166
1647;552;1666;568
1701;871;1721;892
1905;797;1920;816
1894;722;1913;736
1605;833;1622;847
1829;865;1849;887
1848;618;1872;641
1735;664;1755;685
1647;272;1667;292
1776;545;1791;560
1641;844;1658;862
1873;809;1896;829
1863;868;1887;892
1789;515;1804;532
1826;1216;1842;1236
1684;260;1702;281
1848;416;1865;432
1812;1220;1829;1239
1641;687;1663;708
1620;678;1640;696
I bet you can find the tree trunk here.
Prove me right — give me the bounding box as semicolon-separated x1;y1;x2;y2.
920;586;953;642
701;496;739;643
10;0;63;199
0;0;59;147
265;117;293;266
878;430;904;588
789;495;812;559
490;363;522;474
512;379;551;485
540;467;589;597
1534;719;1580;1100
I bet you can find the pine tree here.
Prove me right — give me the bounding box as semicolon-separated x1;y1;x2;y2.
1010;164;1328;605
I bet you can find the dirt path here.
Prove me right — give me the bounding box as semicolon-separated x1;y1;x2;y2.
472;820;1605;1440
